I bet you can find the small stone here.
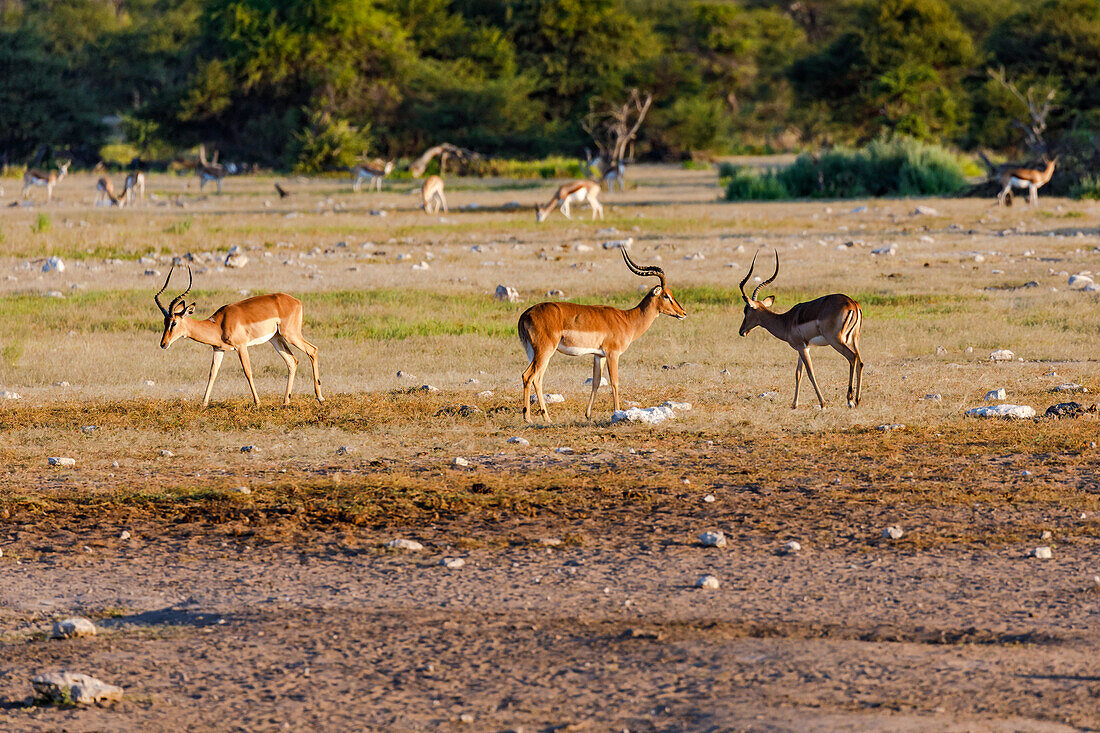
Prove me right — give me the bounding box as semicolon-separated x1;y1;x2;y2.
418;384;439;392
965;347;974;354
554;447;574;454
546;289;565;297
871;244;897;256
703;494;716;503
119;530;131;540
882;525;904;540
698;531;727;548
989;349;1014;362
452;457;470;467
335;446;349;455
224;252;249;268
111;460;120;468
440;557;466;569
539;538;562;546
494;284;521;303
923;394;942;401
966;404;1036;419
476;390;493;399
1052;383;1087;393
47;456;76;467
0;390;21;400
230;486;251;495
935;346;947;356
1032;546;1053;560
50;618;97;639
143;379;156;386
985;388;1006;401
912;206;939;216
695;575;720;590
784;540;802;554
396;370;414;379
1046;402;1085;419
459;713;475;724
240;445;258;453
411;261;430;270
1068;274;1095;290
602;237;633;250
42;256;65;273
507;437;530;446
387;538;424;551
877;424;905;431
759;391;779;399
1041;530;1052;540
32;672;122;704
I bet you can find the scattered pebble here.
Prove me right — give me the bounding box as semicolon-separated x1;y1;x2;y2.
935;346;947;356
452;457;470;467
0;390;21;400
877;424;905;432
882;525;904;540
50;617;96;639
1052;384;1087;393
703;494;716;503
923;394;942;401
507;437;530;446
985;388;1006;401
32;672;122;705
611;401;692;425
698;531;727;548
989;349;1014;362
758;391;779;399
439;557;466;569
912;206;939;216
335;446;349;455
494;284;521;303
602;237;633;250
47;456;75;467
387;538;424;551
1041;530;1052;540
240;445;259;453
966;404;1035;419
1032;546;1053;560
695;575;720;590
783;540;802;554
554;447;574;454
229;486;251;495
119;530;131;540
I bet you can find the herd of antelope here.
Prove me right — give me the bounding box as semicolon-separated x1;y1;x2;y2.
9;153;1060;419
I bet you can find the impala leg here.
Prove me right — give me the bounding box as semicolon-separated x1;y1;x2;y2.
521;360;536;423
532;352;553;422
560;200;572;219
591;199;603;220
440;192;448;213
1030;184;1038;206
272;335;298;406
606;352;621;413
202;349;226;407
283;330;323;402
828;339;860;408
798;347;826;409
792;357;803;409
237;346;261;406
585;355;603;420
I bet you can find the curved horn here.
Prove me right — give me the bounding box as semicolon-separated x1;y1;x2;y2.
751;250;779;301
620;246;665;289
154;263;175;316
738;251;758;303
179;264;193;300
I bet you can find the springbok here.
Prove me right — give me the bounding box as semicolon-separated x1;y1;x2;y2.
22;161;70;203
95;177;120;206
998;157;1057;206
352;159;394;192
535;180;603;222
155;265;324;407
122;171;146;206
518;247;686;423
421;175;447;214
737;250;863;409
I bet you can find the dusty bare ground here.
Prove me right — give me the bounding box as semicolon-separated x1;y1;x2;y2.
1;165;1099;731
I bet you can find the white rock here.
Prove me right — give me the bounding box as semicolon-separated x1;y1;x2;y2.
935;346;948;356
784;540;802;553
158;449;174;457
439;557;466;569
698;531;727;548
1068;274;1094;290
419;384;440;392
759;391;779;399
0;390;22;400
1032;546;1053;560
877;424;905;431
119;530;131;540
1053;383;1087;393
601;237;633;250
923;394;942;401
554;447;574;454
912;206;939;216
387;538;424;551
335;446;349;455
507;437;530;446
42;256;65;273
611;400;692;425
882;525;904;540
695;575;720;590
1040;530;1052;540
871;244;897;256
230;486;251;495
575;244;593;252
452;457;470;467
32;672;122;704
476;390;493;399
224;252;249;268
50;617;97;639
703;494;716;503
985;388;1006;401
494;284;521;303
48;457;75;467
989;349;1014;362
411;261;430;270
966;404;1036;419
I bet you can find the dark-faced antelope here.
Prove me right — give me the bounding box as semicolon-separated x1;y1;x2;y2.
737;250;863;409
22;160;70;203
155;265;324;407
421;175;447;214
518;247;687;423
352;159;394;192
535;180;603;222
998;157;1057;206
95;177;120;206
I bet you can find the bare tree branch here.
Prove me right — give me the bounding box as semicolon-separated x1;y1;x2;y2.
582;89;654;179
988;67;1057;156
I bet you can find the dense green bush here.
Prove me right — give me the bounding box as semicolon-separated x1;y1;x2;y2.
721;166;790;200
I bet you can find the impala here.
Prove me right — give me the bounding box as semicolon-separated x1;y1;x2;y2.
535;180;603;222
737;250;863;409
352;159;394;192
122;171;146;206
998;157;1056;206
155;264;324;407
22;160;70;203
518;247;686;423
197;145;226;193
95;177;120;206
421;175;447;214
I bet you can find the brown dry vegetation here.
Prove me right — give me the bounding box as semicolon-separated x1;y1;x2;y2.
0;166;1099;731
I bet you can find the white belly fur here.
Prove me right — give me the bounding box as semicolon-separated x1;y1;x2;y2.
557;330;606;357
557;344;605;356
808;335;829;347
566;189;589;204
1009;177;1031;189
245;330;277;347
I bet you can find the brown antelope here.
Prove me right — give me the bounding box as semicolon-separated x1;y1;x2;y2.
738;250;863;409
122;171;146;206
155;264;324;407
352;159;394;192
197;145;226;193
535;180;603;222
95;177;120;206
22;160;70;203
998;157;1057;206
518;247;687;423
421;175;447;214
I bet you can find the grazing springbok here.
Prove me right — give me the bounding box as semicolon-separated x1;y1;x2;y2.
155;265;324;407
535;180;603;222
95;177;120;206
421;175;447;214
22;160;70;203
518;247;687;423
998;157;1057;206
737;250;863;409
351;159;394;192
122;171;146;206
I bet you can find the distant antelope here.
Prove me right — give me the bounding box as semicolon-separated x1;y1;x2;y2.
95;177;121;206
518;247;686;423
155;264;324;407
535;180;603;222
197;145;226;193
22;160;70;203
122;171;145;206
583;150;625;191
352;159;394;192
421;175;447;214
998;157;1057;206
737;250;864;409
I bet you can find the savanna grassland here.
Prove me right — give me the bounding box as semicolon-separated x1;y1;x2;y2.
0;166;1099;732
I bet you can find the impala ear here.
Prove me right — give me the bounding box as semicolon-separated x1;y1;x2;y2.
652;285;662;297
761;295;774;307
185;303;196;315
